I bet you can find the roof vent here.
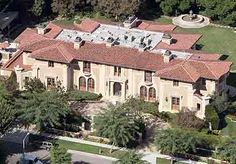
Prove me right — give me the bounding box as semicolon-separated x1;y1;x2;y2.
106;37;116;47
162;33;173;45
138;42;147;52
163;50;173;63
123;15;138;29
74;37;84;50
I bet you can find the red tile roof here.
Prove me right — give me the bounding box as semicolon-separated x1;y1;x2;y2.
137;21;176;32
155;34;202;50
3;23;231;83
43;22;63;39
74;19;100;33
158;60;232;82
2;50;32;71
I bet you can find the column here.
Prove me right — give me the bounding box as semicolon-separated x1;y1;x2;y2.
121;82;126;101
14;66;23;90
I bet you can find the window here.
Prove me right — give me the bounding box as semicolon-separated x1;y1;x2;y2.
140;86;147;100
171;97;180;111
87;78;95;92
47;77;55;87
83;61;91;73
79;76;86;91
114;66;121;76
173;80;179;86
197;103;201;111
113;82;122;96
48;61;54;67
148;87;156;102
144;71;152;82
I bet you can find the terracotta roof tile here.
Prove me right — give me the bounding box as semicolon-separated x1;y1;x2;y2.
137;21;176;32
155;34;202;50
43;22;63;39
74;19;100;33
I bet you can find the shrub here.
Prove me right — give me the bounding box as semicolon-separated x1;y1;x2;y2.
175;110;205;130
217;138;236;164
159;111;172;122
205;105;220;130
67;90;102;101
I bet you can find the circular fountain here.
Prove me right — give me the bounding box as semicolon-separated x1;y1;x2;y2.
172;10;210;28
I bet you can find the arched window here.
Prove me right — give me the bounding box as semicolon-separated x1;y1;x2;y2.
149;87;156;102
88;78;95;92
113;82;122;96
140;86;147;100
79;76;86;91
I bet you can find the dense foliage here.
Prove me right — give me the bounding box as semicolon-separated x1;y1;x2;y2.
24;77;46;93
115;151;149;164
6;0;236;26
217;138;236;164
205;105;220;130
174;110;205;130
17;91;70;130
67;90;102;101
94;104;145;148
50;145;71;164
154;128;197;155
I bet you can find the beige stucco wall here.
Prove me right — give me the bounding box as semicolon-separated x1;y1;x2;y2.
2;53;228;119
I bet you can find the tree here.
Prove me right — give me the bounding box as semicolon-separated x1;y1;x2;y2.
18;91;69;130
217;139;236;164
4;72;18;94
154;129;197;156
50;145;71;164
24;77;46;93
205;105;220;130
0;83;15;135
94;104;145;148
114;151;149;164
51;0;80;17
92;0;144;20
31;0;46;17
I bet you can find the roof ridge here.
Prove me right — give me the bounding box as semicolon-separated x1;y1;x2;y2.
2;50;23;69
190;60;217;79
181;62;199;82
57;43;71;62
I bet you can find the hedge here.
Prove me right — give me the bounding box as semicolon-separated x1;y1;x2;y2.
67;91;102;101
205;105;220;130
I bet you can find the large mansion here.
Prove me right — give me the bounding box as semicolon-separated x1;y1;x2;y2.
0;17;232;118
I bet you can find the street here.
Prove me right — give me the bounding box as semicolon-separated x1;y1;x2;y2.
69;150;117;164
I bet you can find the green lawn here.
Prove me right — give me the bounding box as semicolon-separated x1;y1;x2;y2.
57;140;125;158
221;117;236;137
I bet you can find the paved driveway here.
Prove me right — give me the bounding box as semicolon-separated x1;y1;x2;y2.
69;150;117;164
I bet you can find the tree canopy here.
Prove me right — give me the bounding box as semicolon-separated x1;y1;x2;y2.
94;103;145;148
115;151;149;164
50;145;71;164
18;91;70;130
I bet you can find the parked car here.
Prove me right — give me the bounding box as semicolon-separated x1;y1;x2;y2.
39;141;53;150
19;154;43;164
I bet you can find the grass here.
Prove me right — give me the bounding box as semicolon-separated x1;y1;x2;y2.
221;117;236;137
154;16;173;24
57;139;125;158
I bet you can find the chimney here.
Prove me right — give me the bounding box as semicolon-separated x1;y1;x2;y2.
163;50;173;63
123;15;138;29
162;33;173;45
74;36;83;50
37;24;47;35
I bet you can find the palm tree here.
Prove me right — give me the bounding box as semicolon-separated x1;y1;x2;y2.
18;91;69;130
114;150;149;164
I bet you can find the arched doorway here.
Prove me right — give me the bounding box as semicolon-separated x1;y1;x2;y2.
79;76;86;91
140;86;147;100
87;78;95;92
113;82;121;96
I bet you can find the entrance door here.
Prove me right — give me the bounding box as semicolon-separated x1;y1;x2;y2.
171;97;180;111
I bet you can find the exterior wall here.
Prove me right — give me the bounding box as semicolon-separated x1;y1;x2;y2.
158;79;194;112
2;53;229;119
